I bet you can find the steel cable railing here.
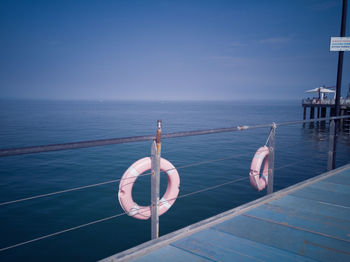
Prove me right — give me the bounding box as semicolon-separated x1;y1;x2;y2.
0;151;341;252
0;152;251;207
1;115;349;157
0;152;329;252
1;153;328;253
0;174;149;207
0;175;248;252
0;212;128;252
0;131;328;207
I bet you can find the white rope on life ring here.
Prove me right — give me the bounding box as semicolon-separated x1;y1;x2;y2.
249;146;269;191
118;157;180;220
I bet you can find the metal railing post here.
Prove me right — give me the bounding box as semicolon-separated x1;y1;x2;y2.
327;120;336;171
151;120;161;239
267;123;276;195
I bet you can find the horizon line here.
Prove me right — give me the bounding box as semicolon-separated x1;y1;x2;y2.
0;97;303;102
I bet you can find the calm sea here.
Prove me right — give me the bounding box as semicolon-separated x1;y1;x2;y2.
0;100;349;261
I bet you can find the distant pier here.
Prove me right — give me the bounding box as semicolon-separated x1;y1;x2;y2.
302;98;350;129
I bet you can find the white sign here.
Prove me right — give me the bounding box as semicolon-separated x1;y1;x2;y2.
330;37;350;51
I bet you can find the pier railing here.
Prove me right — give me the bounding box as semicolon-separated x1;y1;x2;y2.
302;97;350;105
1;115;349;158
0;115;350;253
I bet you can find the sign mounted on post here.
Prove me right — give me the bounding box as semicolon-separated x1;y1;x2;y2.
330;37;350;51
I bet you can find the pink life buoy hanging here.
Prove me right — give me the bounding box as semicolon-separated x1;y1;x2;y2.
249;146;269;191
118;157;180;220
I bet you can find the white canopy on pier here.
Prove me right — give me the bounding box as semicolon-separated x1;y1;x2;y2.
305;87;335;93
305;87;336;100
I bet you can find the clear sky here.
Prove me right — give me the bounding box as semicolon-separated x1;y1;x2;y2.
1;0;349;101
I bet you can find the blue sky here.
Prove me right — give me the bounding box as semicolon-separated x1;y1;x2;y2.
1;0;349;100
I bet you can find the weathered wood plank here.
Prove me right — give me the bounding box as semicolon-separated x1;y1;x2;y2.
291;186;350;207
308;180;350;195
131;245;209;262
323;173;350;185
267;195;350;222
172;228;317;262
323;169;350;184
213;215;350;261
246;203;350;241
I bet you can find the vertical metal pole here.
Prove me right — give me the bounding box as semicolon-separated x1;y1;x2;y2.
332;0;347;168
151;120;161;239
335;0;347;120
328;120;336;171
267;123;276;195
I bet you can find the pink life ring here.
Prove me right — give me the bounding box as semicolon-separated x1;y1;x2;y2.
249;146;269;191
118;157;180;220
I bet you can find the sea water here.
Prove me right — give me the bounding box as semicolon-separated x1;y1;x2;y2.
0;99;349;261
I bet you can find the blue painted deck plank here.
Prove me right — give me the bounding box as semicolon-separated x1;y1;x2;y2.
290;186;350;207
308;180;350;195
131;245;210;262
172;228;317;262
267;195;350;222
246;203;350;242
323;170;350;185
213;214;350;261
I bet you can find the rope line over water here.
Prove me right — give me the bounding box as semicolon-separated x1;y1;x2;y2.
274;159;311;171
0;172;150;207
176;177;246;199
0;152;321;207
0;175;247;252
163;152;251;173
265;122;276;146
0;152;250;207
0;149;333;251
0;212;128;252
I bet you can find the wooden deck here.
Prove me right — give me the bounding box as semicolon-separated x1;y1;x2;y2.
101;164;350;262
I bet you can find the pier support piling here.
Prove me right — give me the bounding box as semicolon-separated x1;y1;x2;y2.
310;107;315;128
310;107;315;119
321;107;327;127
